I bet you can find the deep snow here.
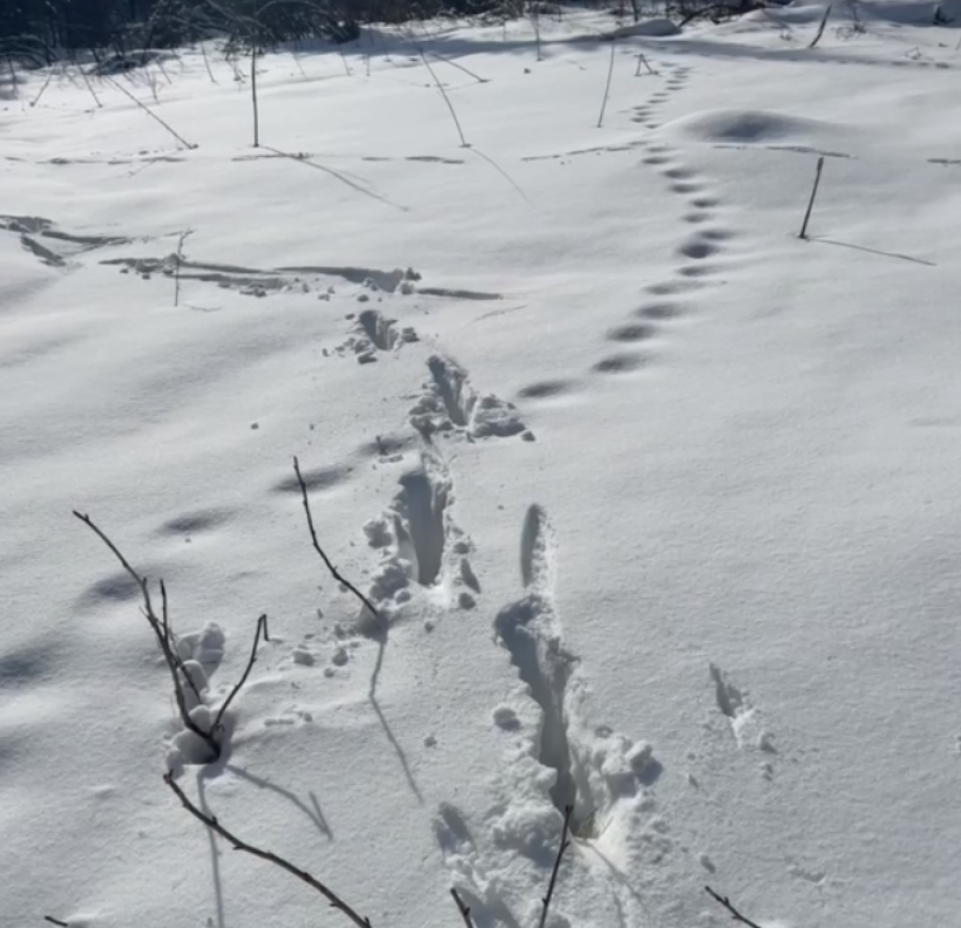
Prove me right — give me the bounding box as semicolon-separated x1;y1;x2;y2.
3;4;961;927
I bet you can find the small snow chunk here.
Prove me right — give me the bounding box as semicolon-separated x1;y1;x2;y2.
323;666;335;678
189;705;212;731
757;731;777;753
331;646;349;666
458;591;476;610
521;430;536;442
357;294;370;303
363;517;394;549
699;853;716;873
424;620;435;633
293;647;315;666
424;734;437;747
628;741;655;774
493;705;521;731
250;422;260;430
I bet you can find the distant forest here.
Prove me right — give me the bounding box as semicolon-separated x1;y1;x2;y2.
0;0;518;58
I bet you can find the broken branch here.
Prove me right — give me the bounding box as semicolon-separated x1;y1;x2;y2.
163;772;372;928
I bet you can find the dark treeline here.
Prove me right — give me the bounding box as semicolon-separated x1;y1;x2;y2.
0;0;520;60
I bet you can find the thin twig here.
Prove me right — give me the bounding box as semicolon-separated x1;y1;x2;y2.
799;154;825;239
293;457;382;625
105;76;196;148
163;772;372;928
212;613;268;733
30;64;57;107
174;229;192;306
78;64;102;108
419;50;468;147
809;4;832;47
44;918;70;928
635;52;656;76
704;887;765;928
73;511;219;760
250;47;259;147
428;50;488;83
450;888;476;928
538;804;573;928
200;42;218;83
597;37;616;128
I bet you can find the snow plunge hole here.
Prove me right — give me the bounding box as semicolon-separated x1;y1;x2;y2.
495;600;580;824
394;470;447;586
358;309;399;351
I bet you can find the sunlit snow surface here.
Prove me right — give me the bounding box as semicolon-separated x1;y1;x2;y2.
3;4;961;927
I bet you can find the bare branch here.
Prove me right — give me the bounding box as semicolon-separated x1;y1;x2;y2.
293;457;382;626
538;804;573;928
213;613;269;733
596;37;616;129
73;511;220;760
799;155;825;240
44;918;70;927
450;888;475;928
704;887;766;928
174;229;193;307
163;772;372;928
808;4;833;47
418;50;469;147
104;76;196;149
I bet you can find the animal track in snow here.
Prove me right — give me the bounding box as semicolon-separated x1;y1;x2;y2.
709;663;771;755
272;463;353;495
635;301;685;320
495;506;661;829
360;453;467;631
606;322;657;343
516;378;579;400
409;355;527;440
592;352;650;374
344;309;419;363
1;214;132;269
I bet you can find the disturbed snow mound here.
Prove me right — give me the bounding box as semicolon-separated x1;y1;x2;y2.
668;108;835;143
605;18;681;38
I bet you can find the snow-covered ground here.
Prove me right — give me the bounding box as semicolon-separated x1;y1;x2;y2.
3;3;961;926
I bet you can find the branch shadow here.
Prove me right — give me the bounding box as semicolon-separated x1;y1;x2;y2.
369;630;424;804
809;236;936;266
196;770;227;928
224;763;333;839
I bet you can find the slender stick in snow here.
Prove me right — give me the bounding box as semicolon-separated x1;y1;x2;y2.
704;887;766;928
450;888;476;928
809;4;833;47
30;64;57;107
635;52;656;76
538;804;573;928
251;48;259;147
419;51;468;147
79;64;103;108
73;511;219;760
212;613;268;733
174;228;192;306
293;457;383;624
799;155;825;239
200;42;218;83
106;77;194;148
597;38;616;128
